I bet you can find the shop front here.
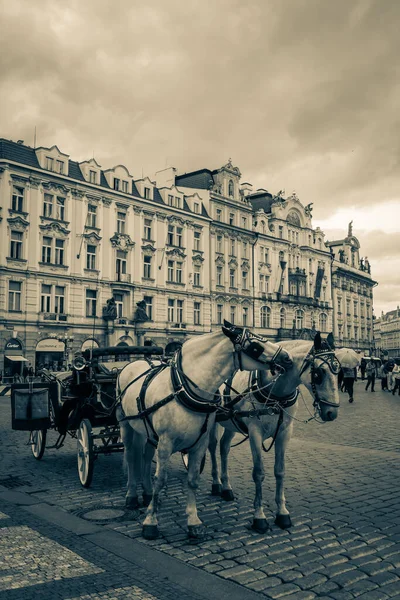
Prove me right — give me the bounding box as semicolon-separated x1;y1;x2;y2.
35;338;65;372
3;338;28;382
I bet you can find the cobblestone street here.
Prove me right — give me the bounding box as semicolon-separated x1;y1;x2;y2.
1;381;400;599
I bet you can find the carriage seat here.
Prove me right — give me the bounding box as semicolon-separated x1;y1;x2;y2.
97;361;129;377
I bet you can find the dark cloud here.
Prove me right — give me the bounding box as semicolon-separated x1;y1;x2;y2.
0;0;398;310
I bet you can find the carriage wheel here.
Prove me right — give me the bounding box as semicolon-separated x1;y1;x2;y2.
181;452;206;474
30;429;47;460
77;419;95;488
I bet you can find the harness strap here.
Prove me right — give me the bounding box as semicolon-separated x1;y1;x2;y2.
262;409;284;453
182;413;211;453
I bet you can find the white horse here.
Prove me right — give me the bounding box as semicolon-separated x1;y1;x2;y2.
116;321;293;540
208;332;341;533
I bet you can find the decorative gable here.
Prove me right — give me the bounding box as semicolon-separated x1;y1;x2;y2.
103;164;134;194
79;158;102;186
35;145;69;175
135;176;155;200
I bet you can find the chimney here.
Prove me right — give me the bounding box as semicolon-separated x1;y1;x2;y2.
240;182;253;196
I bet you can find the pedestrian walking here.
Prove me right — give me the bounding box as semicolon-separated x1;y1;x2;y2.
392;363;400;396
360;359;366;381
365;360;378;392
342;366;356;403
380;364;388;391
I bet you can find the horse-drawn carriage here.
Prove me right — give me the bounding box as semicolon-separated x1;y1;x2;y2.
11;345;163;487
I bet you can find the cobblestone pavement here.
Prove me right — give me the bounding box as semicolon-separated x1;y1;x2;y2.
1;381;400;599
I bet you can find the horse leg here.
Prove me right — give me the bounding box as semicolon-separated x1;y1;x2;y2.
209;423;222;496
142;436;173;539
274;425;293;529
142;441;156;507
249;425;269;533
220;429;236;501
186;437;209;539
120;423;141;510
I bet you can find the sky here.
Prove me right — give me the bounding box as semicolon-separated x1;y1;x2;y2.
0;0;399;316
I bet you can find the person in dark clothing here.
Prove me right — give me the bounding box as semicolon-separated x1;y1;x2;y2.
360;359;366;381
22;364;29;382
342;366;356;403
338;368;344;392
365;360;378;391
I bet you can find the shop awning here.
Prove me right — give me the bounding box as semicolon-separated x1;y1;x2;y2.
5;355;28;362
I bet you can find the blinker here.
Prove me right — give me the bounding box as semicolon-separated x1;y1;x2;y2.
243;341;264;360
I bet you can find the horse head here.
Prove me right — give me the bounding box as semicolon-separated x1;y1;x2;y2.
301;331;341;422
221;320;293;373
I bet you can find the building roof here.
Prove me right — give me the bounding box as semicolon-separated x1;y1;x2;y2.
247;190;275;213
0;138;41;168
175;169;215;190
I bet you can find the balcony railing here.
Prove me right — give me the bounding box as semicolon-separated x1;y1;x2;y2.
39;313;68;322
115;273;131;283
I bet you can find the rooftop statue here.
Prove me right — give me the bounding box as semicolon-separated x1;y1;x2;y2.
348;220;353;237
304;202;313;217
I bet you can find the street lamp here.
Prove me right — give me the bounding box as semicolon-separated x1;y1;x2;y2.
58;333;74;368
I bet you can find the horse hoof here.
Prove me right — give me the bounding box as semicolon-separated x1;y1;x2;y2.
211;484;222;496
221;489;235;501
125;496;139;510
275;514;292;529
142;524;159;540
251;518;270;534
188;524;206;540
142;493;153;507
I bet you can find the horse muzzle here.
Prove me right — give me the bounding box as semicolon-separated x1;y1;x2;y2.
318;401;339;422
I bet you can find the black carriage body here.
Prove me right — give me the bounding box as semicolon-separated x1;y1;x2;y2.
11;383;51;431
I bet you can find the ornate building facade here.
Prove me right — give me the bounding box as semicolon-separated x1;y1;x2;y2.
374;309;400;358
326;223;376;354
0;139;377;379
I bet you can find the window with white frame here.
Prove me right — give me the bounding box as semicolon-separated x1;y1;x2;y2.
10;230;23;259
8;281;22;311
194;302;201;325
229;212;235;226
242;306;248;326
230;238;236;256
242;270;248;289
167;260;174;282
176;227;183;247
319;313;327;331
194;231;201;251
116;250;127;278
55;239;65;265
167;299;175;322
193;265;201;286
43;194;53;218
167;224;174;246
117;211;126;234
86;289;97;317
168;194;174;206
86;245;97;270
167;225;183;247
175;197;181;209
259;274;269;293
46;156;53;171
144;218;152;240
230;305;236;324
229;269;236;288
243;242;248;258
40;284;52;312
114;178;120;191
216;208;222;222
12;186;24;212
42;236;52;263
143;255;152;278
177;299;184;323
54;286;65;314
143;296;153;320
87;204;97;228
89;170;97;184
122;180;128;193
113;293;124;318
260;306;271;328
216;235;223;253
193;202;200;213
56;160;64;174
176;262;183;283
216;266;223;286
144;187;151;199
280;308;286;328
217;304;223;325
295;309;304;329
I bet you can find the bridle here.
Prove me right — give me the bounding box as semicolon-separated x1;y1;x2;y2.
299;346;341;410
229;327;285;371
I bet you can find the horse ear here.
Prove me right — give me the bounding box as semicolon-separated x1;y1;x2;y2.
222;320;236;340
327;332;335;349
223;319;233;329
314;331;322;350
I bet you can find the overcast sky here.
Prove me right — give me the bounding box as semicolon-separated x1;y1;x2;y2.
1;0;399;316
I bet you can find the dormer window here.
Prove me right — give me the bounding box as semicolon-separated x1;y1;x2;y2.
46;157;54;171
228;180;234;198
89;170;97;184
175;197;181;209
193;202;200;214
144;187;151;199
114;178;120;191
168;194;173;206
122;180;128;193
56;160;64;174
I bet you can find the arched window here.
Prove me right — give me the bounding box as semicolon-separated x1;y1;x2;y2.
319;313;327;331
260;220;266;234
260;306;271;329
228;180;234;198
280;308;286;329
295;309;304;329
